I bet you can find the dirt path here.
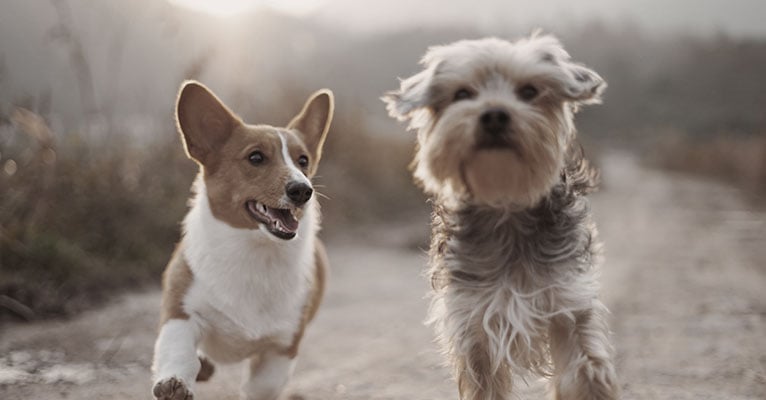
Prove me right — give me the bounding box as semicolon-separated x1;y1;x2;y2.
1;153;764;399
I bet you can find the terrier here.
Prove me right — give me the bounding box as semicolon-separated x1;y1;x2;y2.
383;34;619;400
152;81;333;400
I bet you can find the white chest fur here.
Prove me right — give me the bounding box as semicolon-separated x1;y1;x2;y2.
180;180;318;352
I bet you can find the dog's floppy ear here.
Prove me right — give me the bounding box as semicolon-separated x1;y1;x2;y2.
555;62;606;105
176;80;241;166
527;34;606;106
287;89;334;170
382;65;436;122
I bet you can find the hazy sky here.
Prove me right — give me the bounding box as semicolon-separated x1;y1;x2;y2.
310;0;766;38
169;0;766;38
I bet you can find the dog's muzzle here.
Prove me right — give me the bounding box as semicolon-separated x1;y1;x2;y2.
479;108;510;136
477;108;514;149
285;181;313;207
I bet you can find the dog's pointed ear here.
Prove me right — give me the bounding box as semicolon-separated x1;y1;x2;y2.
176;80;241;165
287;89;334;167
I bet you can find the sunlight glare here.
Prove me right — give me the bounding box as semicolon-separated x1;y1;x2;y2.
168;0;323;16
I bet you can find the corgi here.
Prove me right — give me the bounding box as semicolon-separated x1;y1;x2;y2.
151;81;334;400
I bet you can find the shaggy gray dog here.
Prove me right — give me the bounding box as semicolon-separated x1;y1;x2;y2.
383;34;619;400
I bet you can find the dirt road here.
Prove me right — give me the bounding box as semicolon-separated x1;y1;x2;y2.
1;153;764;399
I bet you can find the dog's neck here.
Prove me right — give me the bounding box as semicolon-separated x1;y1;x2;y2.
429;149;599;288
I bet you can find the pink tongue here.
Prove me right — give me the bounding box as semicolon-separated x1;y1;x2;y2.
269;208;299;232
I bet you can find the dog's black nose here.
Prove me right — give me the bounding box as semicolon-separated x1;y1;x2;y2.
286;182;313;206
480;108;510;135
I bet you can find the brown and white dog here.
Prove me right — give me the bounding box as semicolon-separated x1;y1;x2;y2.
151;81;333;400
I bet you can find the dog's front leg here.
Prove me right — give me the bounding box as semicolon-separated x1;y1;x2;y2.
240;350;296;400
549;303;619;400
152;318;202;400
453;338;513;400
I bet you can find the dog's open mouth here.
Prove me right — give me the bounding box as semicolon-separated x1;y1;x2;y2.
245;200;299;240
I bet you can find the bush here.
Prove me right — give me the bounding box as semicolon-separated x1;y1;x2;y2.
0;109;195;321
647;130;766;197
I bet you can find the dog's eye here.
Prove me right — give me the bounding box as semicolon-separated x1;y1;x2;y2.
297;155;309;168
453;88;473;102
517;84;539;101
248;151;265;165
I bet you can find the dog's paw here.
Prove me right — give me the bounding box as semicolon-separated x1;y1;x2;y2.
153;376;193;400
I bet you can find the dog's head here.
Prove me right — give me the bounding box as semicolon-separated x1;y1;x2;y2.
383;34;605;207
176;81;333;240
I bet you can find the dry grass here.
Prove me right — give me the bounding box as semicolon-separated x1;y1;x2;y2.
647;131;766;197
0;109;195;321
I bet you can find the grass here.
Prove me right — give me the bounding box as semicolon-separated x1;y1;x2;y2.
646;130;766;198
0;111;194;321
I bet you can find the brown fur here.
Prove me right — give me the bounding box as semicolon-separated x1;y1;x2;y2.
195;357;215;382
287;90;335;177
159;244;193;325
203;126;310;229
456;341;513;400
284;239;328;358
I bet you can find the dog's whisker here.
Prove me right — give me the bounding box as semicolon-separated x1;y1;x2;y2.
314;191;331;200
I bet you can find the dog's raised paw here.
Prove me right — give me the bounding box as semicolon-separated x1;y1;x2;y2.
153;377;193;400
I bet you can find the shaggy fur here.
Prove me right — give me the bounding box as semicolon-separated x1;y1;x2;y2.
383;34;618;399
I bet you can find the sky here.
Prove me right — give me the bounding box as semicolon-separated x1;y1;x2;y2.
168;0;766;39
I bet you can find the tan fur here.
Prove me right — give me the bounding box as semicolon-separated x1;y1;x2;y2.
284;239;328;358
175;82;241;168
454;327;513;400
287;90;334;177
203;126;309;229
159;244;193;325
196;357;215;382
198;331;284;362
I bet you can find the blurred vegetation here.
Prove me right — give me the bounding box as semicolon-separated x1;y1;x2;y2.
1;2;764;322
0;110;194;321
646;131;766;197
